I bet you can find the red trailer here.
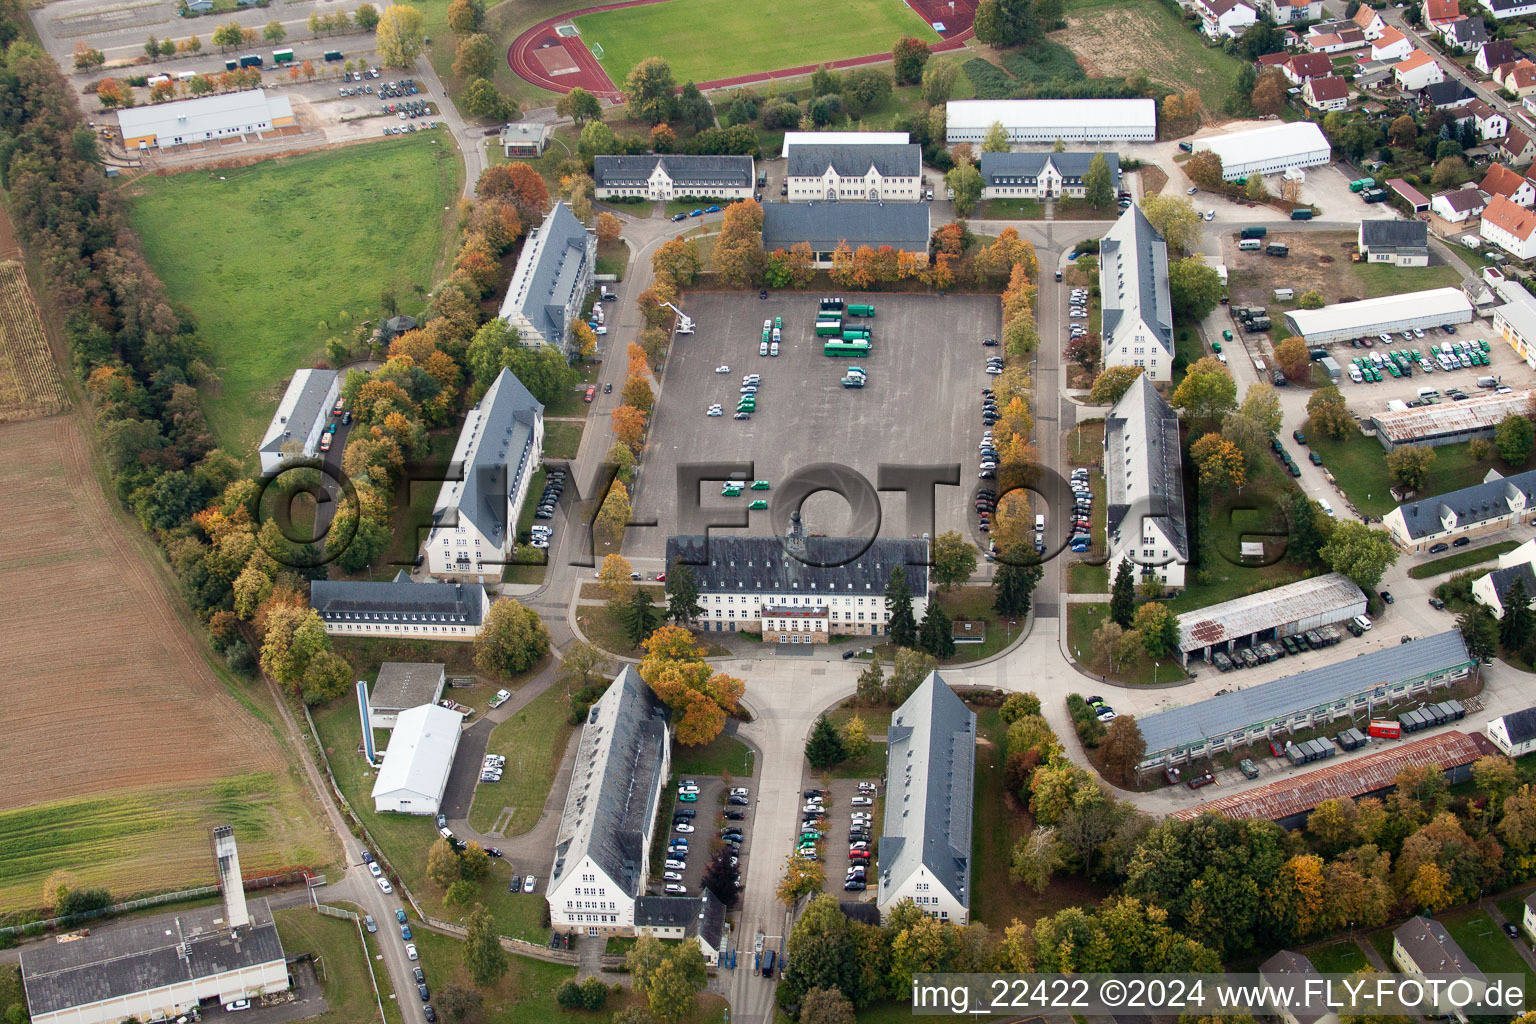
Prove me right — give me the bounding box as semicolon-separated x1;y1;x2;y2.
1367;720;1402;739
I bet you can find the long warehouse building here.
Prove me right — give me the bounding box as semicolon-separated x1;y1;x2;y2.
1370;389;1533;450
1283;287;1474;344
1176;573;1367;666
1194;121;1331;180
945;99;1157;143
1135;630;1475;770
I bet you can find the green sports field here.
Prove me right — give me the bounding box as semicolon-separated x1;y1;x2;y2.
573;0;940;87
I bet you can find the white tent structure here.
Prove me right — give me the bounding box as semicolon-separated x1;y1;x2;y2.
1194;122;1331;180
371;703;463;813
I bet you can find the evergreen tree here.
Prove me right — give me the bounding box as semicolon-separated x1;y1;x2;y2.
464;904;507;987
855;659;885;705
884;565;918;648
1458;605;1499;663
621;588;660;646
1287;491;1326;564
664;560;703;625
1082;153;1114;209
805;713;847;768
918;603;956;659
1110;559;1136;627
993;546;1044;619
1501;577;1532;650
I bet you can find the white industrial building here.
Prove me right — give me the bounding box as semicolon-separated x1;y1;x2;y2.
547;666;670;937
877;671;974;924
368;662;446;729
1282;287;1473;344
1176;573;1367;666
1194;122;1331;180
257;368;338;475
945;99;1157;144
117;88;294;149
425;367;544;582
21;829;286;1024
1489;705;1536;756
370;703;463;813
1099;204;1174;381
781;130;909;157
1105;375;1189;589
310;573;490;640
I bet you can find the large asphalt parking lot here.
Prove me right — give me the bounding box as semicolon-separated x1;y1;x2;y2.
626;291;1003;555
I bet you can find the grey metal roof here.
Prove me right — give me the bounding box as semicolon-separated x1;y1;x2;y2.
551;666;669;899
1105;376;1189;560
21;901;283;1016
1177;573;1365;651
1099;204;1173;354
1392;468;1536;539
1446;18;1487;44
443;367;543;546
1487;561;1536;611
979;151;1121;189
370;662;446;712
1359;219;1429;251
593;154;754;189
665;534;931;596
1395;917;1486;980
1422;80;1475;107
259;368;336;455
1260;952;1328;1024
510;201;591;346
879;672;974;912
310;573;487;626
1137;631;1473;756
761;202;930;254
786;143;921;178
1499;705;1536;744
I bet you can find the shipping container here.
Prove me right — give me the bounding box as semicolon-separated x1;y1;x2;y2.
1400;709;1428;733
1335;728;1368;751
1441;699;1466;720
1367;720;1402;739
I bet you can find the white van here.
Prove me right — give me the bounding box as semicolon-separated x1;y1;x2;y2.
1318;499;1335;517
1238;238;1263;251
1274;288;1294;300
1348;365;1363;383
1035;514;1046;532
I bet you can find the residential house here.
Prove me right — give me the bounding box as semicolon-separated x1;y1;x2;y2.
424;367;544;583
1353;3;1388;38
1477;39;1519;74
1422;80;1476;109
257;368;338;475
1269;0;1323;22
1283;52;1335;85
1483;0;1536;19
1424;0;1466;29
1392;918;1487;1018
1441;16;1488;49
1471;538;1536;616
1489;702;1536;756
546;666;670;937
1105;375;1190;589
592;154;755;201
1358;220;1430;266
310;572;491;641
1395;50;1446;92
1099;204;1174;382
979;151;1121;199
1431;186;1489;223
1194;0;1259;38
1256;52;1293;73
1306;23;1366;52
1467;98;1510;139
876;671;976;924
1484;193;1536;257
1260;951;1342;1024
1372;26;1414;62
1304;75;1351;111
633;892;726;965
496;201;596;356
1504;126;1536;164
1481;162;1535;206
785;143;922;202
1496;58;1536;96
1382;468;1536;552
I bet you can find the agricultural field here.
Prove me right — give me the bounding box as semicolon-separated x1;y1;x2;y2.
0;414;332;912
126;134;460;463
572;0;938;87
1052;0;1244;111
0;260;67;423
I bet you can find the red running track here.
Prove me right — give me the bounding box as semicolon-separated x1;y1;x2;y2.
507;0;975;100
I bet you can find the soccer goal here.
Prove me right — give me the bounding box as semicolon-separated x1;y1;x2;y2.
590;41;604;60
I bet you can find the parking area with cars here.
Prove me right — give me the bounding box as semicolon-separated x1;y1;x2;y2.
627;292;1001;546
795;778;880;901
659;775;754;900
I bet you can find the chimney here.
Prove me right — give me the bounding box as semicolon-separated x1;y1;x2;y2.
210;825;250;929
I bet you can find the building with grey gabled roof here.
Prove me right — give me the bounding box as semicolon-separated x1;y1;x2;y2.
633;890;727;964
786;143;924;202
497;201;596;355
547;666;671;937
1383;467;1536;551
258;368;339;474
760;202;929;267
979;151;1121;200
1392;917;1487;1016
311;572;490;641
1260;951;1339;1024
593;154;755;201
21;899;286;1024
666;515;930;643
368;662;447;728
1105;375;1189;589
1490;703;1536;755
877;671;975;924
1099;203;1173;381
425;367;543;582
1358;219;1430;266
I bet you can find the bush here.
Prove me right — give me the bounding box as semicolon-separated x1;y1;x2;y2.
1065;693;1107;747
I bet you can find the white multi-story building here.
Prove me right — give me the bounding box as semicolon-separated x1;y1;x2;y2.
1383;468;1536;551
1193;0;1258;38
945;99;1157;143
665;515;930;642
310;573;490;640
1394;50;1446;91
425;367;543;582
785;143;922;202
979;151;1120;200
876;671;974;925
1471;537;1536;617
1099;204;1173;382
258;368;339;474
1105;375;1190;589
497;201;596;355
592;154;755;201
1481;193;1536;258
1269;0;1323;22
547;666;670;937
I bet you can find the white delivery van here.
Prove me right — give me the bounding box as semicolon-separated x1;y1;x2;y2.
1034;514;1046;532
1318;499;1335;517
1238;239;1263;251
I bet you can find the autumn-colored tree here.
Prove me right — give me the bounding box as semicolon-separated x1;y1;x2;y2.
476;162;548;217
1185;150;1224;190
848;246;879;289
928;253;957;291
827;242;856;287
653;236;703;288
598;553;636;603
1189;432;1247;490
651;122;676;153
96;78;126;108
1274;336;1311;382
1251;68;1287;116
595;479;632;549
621;375;654;413
595;211;622;244
638;625;743;745
611;404;647;455
932;221;969;257
1089;365;1144;404
628;341;650;381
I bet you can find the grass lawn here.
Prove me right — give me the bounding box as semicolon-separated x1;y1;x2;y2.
1054;0;1245;112
543;421;584;460
1305;432;1491;518
1497;893;1530;930
1366;925;1397;967
543;362;601;418
978;198;1046;219
1440;907;1536;997
1069;562;1109;593
671;734;755;778
1304;937;1370;974
597;238;630;280
401;927;576;1024
573;0;938;86
1409;540;1520;579
1067;601;1188;684
274;905;401;1024
468;684;575;839
0;965;21;1018
1174;325;1206;386
826;740;887;781
1352;260;1464;298
127;133;460;461
934;586;1021;663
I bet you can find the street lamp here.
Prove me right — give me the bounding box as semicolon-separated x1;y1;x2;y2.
1154;661;1160;684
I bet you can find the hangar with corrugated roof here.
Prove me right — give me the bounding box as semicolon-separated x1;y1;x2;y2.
1175;573;1367;666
